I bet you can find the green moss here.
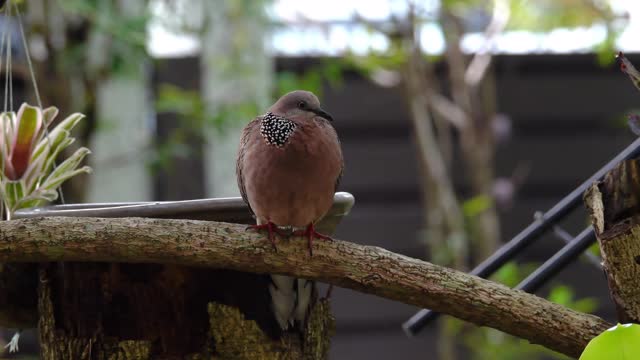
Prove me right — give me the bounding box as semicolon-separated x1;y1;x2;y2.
37;264;335;360
108;340;152;360
302;299;335;360
208;299;334;360
208;302;302;359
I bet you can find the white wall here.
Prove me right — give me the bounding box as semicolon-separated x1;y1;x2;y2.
87;75;152;202
200;0;273;198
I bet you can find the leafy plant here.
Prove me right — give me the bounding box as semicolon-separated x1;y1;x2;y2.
455;262;598;360
580;323;640;360
0;103;91;219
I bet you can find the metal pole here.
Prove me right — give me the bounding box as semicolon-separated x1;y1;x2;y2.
515;227;596;293
403;138;640;336
548;225;601;269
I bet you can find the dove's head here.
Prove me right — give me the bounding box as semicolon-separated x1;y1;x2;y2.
269;90;333;122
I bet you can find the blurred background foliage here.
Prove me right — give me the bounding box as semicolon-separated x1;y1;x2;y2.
0;0;632;358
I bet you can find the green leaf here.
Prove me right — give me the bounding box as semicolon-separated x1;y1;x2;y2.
14;189;59;210
547;284;598;313
3;180;24;214
462;195;493;218
40;137;74;178
588;241;601;257
548;285;573;306
492;262;521;287
45;113;84;152
41;106;59;128
42;147;91;190
572;298;598;314
580;324;640;359
22;146;48;192
40;166;91;192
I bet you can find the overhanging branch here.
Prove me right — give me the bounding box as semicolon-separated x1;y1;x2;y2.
0;216;609;358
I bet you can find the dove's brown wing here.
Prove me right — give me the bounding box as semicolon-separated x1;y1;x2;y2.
236;116;262;215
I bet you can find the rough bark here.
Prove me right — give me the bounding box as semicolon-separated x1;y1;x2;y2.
0;216;611;358
585;158;640;323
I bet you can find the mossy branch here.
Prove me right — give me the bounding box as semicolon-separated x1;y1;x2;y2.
0;216;610;358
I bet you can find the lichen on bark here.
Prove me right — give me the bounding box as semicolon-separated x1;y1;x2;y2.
585;158;640;323
208;299;334;360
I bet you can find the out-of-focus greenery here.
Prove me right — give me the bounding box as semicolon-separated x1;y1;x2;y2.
441;261;599;360
508;0;623;65
151;84;260;173
56;0;150;77
155;84;248;134
276;61;346;98
327;1;618;359
507;0;616;30
267;0;617;357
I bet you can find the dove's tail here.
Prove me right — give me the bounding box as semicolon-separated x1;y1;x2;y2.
269;275;313;330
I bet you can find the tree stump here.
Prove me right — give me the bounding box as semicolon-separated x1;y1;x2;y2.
36;263;334;359
585;158;640;323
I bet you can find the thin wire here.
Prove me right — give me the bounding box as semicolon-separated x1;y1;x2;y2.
3;5;9;113
13;2;65;204
14;1;40;108
1;4;12;219
0;6;8;221
0;6;8;100
7;19;12;112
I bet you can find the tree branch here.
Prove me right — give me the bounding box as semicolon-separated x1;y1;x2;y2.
0;216;609;358
464;0;510;88
427;92;469;130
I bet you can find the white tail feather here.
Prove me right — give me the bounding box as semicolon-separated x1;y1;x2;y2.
269;274;296;329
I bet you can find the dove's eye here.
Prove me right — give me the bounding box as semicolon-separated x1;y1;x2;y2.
297;101;307;109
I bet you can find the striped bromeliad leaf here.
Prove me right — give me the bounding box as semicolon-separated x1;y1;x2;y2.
0;103;91;219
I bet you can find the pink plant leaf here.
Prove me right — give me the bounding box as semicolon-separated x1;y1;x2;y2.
0;113;15;179
9;104;42;180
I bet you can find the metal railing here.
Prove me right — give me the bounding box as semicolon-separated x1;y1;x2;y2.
403;137;640;336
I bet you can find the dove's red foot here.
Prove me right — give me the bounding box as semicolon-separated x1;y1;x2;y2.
247;222;287;251
293;223;333;256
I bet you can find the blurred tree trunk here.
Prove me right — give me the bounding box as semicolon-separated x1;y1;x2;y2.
201;0;273;197
441;10;501;262
396;3;506;359
402;19;466;360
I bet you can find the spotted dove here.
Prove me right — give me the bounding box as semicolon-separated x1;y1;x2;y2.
236;90;343;330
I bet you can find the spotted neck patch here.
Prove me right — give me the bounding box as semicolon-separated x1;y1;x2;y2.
260;112;297;148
